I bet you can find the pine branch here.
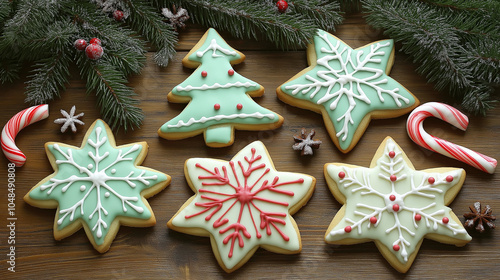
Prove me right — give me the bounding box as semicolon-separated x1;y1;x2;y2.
124;0;177;67
363;0;500;115
76;55;144;131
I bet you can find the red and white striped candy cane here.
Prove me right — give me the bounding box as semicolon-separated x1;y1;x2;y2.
407;102;497;174
1;104;49;167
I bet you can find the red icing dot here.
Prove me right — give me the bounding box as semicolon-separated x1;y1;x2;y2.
228;69;234;76
344;226;352;233
370;217;377;224
338;171;346;179
389;194;396;201
390;175;397;182
388;151;396;158
428;177;435;184
442;217;449;224
201;71;208;77
392;204;400;212
236;103;243;110
393;244;400;251
415;214;422;221
446;175;454;182
214;104;220;110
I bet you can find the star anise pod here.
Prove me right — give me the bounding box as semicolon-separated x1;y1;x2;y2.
463;201;496;233
292;128;322;156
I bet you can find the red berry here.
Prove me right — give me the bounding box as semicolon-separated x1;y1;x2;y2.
428;177;435;184
388;151;396;158
85;43;104;60
389;194;396;201
236;103;243;110
393;244;400;251
201;71;208;77
392;204;400;212
446;175;454;182
390;175;397;182
277;0;288;13
90;38;101;45
338;171;345;179
442;217;449;224
214;104;220;110
74;39;87;51
344;226;352;233
415;214;422;221
370;217;377;224
228;69;234;76
113;10;124;21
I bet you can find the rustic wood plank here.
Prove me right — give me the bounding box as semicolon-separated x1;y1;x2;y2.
0;13;499;279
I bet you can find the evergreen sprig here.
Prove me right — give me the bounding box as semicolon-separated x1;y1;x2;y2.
363;0;500;115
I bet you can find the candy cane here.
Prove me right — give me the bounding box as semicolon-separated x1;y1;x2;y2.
1;104;49;167
407;102;497;174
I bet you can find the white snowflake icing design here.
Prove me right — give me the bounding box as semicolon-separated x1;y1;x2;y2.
282;30;415;148
54;105;85;133
325;138;470;267
29;120;167;246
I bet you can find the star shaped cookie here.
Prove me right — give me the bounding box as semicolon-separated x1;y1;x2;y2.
278;30;419;153
324;137;471;272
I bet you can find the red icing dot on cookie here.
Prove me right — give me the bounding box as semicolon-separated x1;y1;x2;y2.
428;177;435;184
370;217;377;224
236;103;243;110
228;69;234;76
201;71;208;77
214;104;220;110
389;194;396;201
415;214;422;221
389;151;395;158
393;244;400;251
390;175;397;182
338;171;346;179
446;175;453;182
344;226;352;233
392;204;400;212
442;217;449;224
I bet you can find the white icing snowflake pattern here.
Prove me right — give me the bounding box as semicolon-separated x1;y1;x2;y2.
283;30;413;145
36;121;161;240
54;105;85;133
325;138;471;267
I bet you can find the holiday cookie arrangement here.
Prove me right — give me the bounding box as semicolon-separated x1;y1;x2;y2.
2;20;497;277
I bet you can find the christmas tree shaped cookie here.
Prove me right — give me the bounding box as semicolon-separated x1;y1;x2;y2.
24;120;170;253
277;30;419;153
324;137;471;272
158;28;283;147
168;141;316;272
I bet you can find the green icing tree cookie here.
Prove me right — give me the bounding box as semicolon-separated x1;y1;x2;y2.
158;28;283;147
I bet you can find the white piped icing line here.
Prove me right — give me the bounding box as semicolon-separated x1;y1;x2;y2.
326;138;470;264
167;112;276;128
176;81;257;92
196;38;237;58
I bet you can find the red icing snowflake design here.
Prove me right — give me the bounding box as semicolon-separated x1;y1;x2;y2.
169;141;315;272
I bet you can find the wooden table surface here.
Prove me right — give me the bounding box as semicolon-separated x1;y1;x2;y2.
1;13;499;279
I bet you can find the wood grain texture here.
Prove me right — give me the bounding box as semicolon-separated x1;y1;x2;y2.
1;13;499;279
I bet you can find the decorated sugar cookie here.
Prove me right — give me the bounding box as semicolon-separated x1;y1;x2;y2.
324;137;471;273
277;30;419;153
158;28;284;147
168;141;316;272
24;120;170;253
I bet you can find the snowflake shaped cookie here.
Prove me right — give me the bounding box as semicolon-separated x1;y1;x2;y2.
24;119;170;253
54;105;85;133
168;141;316;272
324;137;471;273
278;30;419;153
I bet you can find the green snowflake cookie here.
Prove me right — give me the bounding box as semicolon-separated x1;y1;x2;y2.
24;119;170;253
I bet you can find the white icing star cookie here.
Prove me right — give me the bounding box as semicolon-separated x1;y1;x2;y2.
168;141;316;272
324;137;471;273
